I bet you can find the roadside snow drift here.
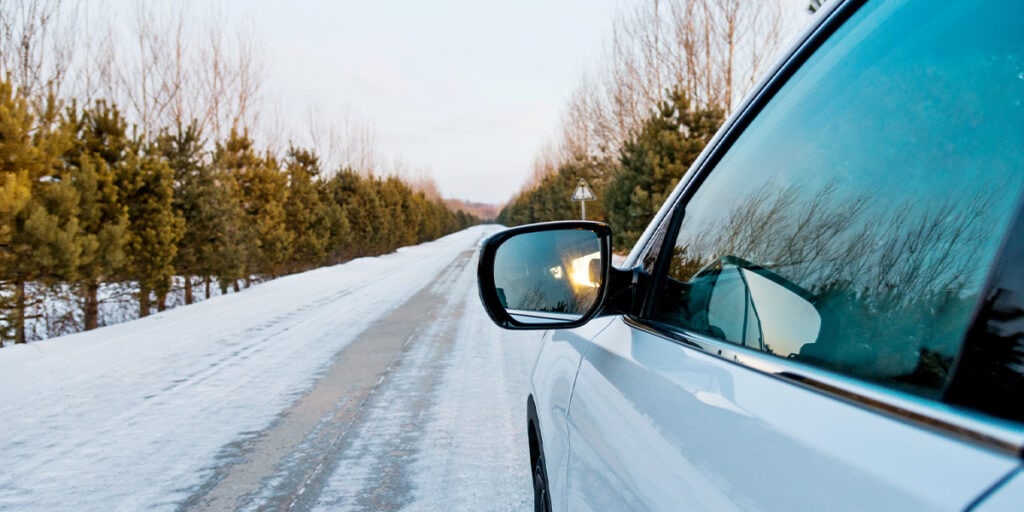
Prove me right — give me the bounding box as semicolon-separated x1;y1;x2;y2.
0;225;541;511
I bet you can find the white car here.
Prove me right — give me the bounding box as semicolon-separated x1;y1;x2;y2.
477;0;1024;510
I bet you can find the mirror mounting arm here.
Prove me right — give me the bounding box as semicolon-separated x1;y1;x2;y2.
600;265;647;318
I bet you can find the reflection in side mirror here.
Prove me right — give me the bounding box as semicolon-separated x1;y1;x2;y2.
705;263;821;358
478;222;612;330
495;230;601;324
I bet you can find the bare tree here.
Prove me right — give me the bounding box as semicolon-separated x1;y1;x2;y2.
117;1;170;139
195;9;266;143
341;120;379;175
66;0;118;104
227;22;264;136
0;0;74;98
559;74;610;159
303;103;343;173
397;165;442;201
522;139;563;189
160;1;196;131
196;7;230;142
553;0;786;166
298;103;386;178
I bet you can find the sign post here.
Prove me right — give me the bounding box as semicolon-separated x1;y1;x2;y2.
571;178;596;220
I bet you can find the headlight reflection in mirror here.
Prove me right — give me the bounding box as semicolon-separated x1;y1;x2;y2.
568;251;601;289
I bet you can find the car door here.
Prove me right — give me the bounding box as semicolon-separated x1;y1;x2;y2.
564;0;1024;510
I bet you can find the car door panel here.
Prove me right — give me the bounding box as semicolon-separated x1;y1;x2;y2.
565;318;1019;511
972;469;1024;512
530;317;615;510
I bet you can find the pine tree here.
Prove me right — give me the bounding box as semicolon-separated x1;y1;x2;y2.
212;130;260;289
284;146;330;271
408;192;437;243
209;187;247;295
248;153;292;277
495;154;610;227
605;89;722;251
68;153;128;328
376;176;411;252
0;80;79;344
216;130;292;279
327;169;384;258
320;177;352;265
155;121;227;304
64;100;130;330
119;142;185;317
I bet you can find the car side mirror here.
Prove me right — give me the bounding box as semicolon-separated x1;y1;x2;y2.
477;221;613;330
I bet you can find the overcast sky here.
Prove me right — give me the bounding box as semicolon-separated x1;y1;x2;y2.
226;0;815;205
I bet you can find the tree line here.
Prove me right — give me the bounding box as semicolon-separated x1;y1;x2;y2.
0;80;477;346
498;89;723;251
0;0;479;346
499;0;800;252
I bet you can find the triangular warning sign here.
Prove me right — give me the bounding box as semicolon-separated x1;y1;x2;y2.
572;179;595;201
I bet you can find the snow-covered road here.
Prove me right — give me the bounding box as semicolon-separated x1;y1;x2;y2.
0;226;541;511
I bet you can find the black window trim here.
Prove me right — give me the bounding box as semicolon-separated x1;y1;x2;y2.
624;0;1024;457
945;189;1024;421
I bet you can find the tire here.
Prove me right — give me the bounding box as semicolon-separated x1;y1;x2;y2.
533;453;552;512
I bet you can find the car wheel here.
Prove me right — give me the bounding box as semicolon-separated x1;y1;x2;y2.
533;453;551;512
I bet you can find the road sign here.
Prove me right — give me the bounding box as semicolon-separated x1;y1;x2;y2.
572;179;595;201
572;179;596;220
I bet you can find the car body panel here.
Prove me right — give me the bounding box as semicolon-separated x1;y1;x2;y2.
530;317;615;511
563;318;1019;511
973;469;1024;512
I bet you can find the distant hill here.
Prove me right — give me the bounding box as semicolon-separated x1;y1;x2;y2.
445;199;502;222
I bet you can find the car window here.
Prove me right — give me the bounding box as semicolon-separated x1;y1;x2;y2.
651;0;1024;400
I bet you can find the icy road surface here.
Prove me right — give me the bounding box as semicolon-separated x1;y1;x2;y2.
0;225;541;511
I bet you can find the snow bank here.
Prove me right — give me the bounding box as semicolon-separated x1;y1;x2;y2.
0;226;507;511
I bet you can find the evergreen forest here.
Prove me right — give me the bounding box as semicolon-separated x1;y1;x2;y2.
0;81;476;347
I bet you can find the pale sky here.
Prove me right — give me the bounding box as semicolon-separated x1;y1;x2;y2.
226;0;816;205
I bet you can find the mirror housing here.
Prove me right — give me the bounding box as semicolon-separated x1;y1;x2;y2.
478;221;635;330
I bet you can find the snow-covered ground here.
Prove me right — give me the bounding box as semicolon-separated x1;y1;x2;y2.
0;225;542;511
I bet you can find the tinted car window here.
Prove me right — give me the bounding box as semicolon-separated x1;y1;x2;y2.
652;0;1024;399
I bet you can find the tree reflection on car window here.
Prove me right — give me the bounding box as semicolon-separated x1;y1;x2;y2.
653;0;1024;399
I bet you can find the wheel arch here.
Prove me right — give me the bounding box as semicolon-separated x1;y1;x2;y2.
527;394;541;466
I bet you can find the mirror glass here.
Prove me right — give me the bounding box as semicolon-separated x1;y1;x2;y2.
493;229;603;324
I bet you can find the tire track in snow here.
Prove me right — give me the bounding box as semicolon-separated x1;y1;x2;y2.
5;274;386;490
301;250;475;512
307;243;541;512
182;250;475;511
0;227;499;512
